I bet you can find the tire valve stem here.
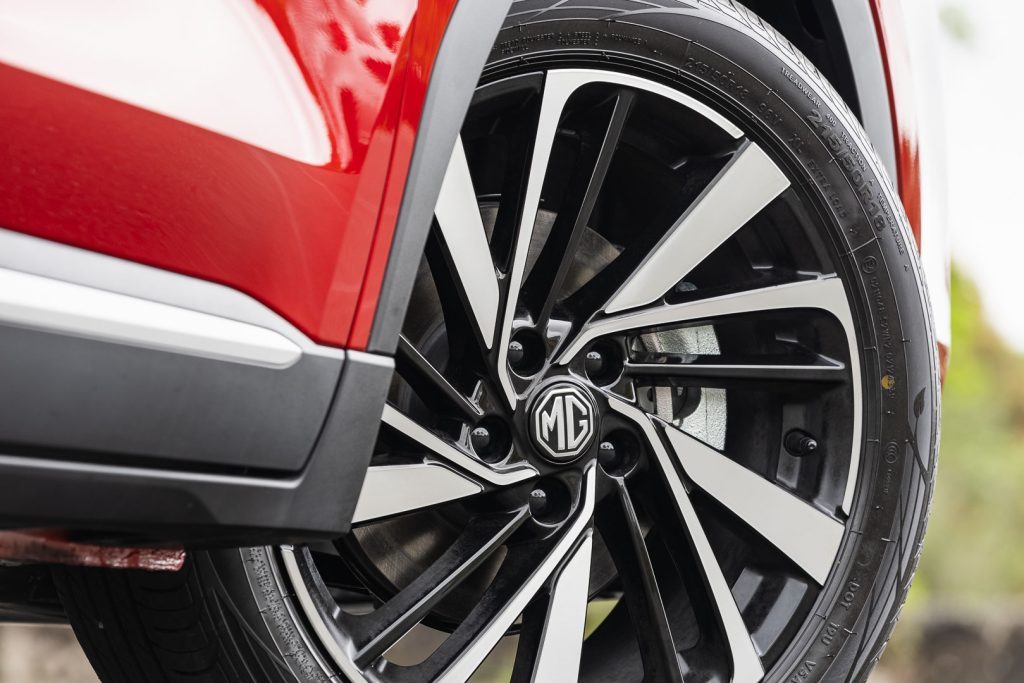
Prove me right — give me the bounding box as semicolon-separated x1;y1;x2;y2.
785;429;819;457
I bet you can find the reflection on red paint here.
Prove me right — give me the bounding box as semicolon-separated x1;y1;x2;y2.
0;0;458;348
869;0;922;248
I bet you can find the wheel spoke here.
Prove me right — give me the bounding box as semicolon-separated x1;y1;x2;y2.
596;478;684;680
608;397;764;683
522;89;635;331
395;335;482;421
511;532;594;683
496;68;742;407
345;509;530;666
660;421;844;585
432;464;597;682
559;277;854;363
352;463;483;524
567;275;863;516
624;353;846;385
434;136;501;347
381;404;538;486
495;72;577;407
603;141;790;315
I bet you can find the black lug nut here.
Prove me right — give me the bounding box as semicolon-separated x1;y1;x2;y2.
785;429;819;457
585;350;606;377
583;341;622;385
470;426;491;452
508;329;545;375
471;416;510;463
507;340;526;368
528;488;549;517
527;478;571;525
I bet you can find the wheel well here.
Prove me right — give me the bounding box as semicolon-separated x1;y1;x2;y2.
742;0;862;121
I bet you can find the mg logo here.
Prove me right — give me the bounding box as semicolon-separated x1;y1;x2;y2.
530;383;597;462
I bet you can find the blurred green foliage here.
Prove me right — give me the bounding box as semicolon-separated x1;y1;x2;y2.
909;267;1024;607
940;4;975;46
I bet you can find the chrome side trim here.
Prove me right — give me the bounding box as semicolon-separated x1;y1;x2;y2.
0;266;302;368
0;228;343;360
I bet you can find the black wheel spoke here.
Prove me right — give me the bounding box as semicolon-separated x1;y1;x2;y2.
624;352;846;386
395;335;482;421
342;508;530;667
596;477;684;681
522;89;635;330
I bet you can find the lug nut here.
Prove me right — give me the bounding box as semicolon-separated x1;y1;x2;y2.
508;329;545;376
527;478;571;525
471;417;510;463
528;488;549;517
583;341;623;385
470;426;491;452
507;340;526;368
597;432;639;477
785;429;819;457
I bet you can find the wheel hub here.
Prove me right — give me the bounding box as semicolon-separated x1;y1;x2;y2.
526;379;600;464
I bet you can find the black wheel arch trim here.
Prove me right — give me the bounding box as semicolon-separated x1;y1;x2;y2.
367;0;515;353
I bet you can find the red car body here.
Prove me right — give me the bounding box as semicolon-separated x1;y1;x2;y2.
0;0;457;350
0;0;948;554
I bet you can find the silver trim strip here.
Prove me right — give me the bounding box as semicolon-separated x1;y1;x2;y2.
0;266;302;368
0;228;343;360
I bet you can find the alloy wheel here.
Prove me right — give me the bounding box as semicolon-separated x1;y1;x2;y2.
283;68;863;682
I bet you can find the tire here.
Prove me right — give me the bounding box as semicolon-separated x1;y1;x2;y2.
56;2;940;682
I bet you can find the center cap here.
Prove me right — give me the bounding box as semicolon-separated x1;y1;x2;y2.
529;381;598;463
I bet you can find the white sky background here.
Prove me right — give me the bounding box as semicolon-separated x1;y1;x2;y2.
928;0;1024;349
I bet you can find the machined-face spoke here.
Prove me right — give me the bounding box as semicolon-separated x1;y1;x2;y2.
431;464;597;682
381;404;538;486
522;90;635;331
395;335;482;421
344;509;530;667
609;398;764;683
660;421;845;585
434;136;501;348
560;277;854;363
596;478;684;680
352;463;484;524
603;141;790;315
495;72;577;407
511;532;594;683
496;68;743;407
